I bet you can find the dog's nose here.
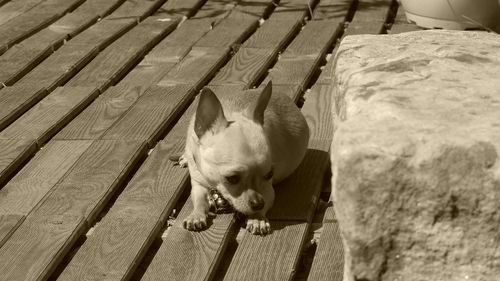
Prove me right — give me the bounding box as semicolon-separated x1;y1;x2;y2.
249;196;264;211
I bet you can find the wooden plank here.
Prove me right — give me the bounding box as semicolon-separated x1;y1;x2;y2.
191;0;236;22
17;43;99;91
315;56;334;85
55;118;192;280
388;4;421;34
157;47;229;86
54;84;151;140
343;0;393;35
227;0;274;20
102;85;193;145
271;0;310;21
0;84;47;131
267;149;329;221
0;0;85;49
141;199;236;281
281;19;342;57
106;0;167;21
143;19;213;63
0;214;24;248
0;42;53;86
72;0;125;18
307;219;344;281
65;18;136;50
209;47;275;87
194;18;258;48
222;222;308;281
55;140;188;281
0;140;92;216
0;214;85;281
242;18;302;50
0;140;146;281
266;57;317;91
0;0;127;85
67;16;179;90
0;0;46;26
32;140;146;221
302;84;334;144
0;87;99;144
157;0;206;19
312;0;353;21
0;139;36;186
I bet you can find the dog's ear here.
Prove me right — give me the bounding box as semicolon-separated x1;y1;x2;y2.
246;80;272;125
195;87;228;138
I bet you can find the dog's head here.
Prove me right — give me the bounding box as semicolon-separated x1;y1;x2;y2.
193;81;275;215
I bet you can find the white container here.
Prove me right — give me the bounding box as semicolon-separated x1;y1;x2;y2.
400;0;500;30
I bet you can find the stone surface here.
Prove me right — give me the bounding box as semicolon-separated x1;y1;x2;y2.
330;30;500;281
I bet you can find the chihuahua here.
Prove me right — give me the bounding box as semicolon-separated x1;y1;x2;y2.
180;81;309;235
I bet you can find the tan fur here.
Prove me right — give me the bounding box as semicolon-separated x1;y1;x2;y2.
181;81;309;235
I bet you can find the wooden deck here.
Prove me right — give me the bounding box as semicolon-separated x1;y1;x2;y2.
0;0;420;280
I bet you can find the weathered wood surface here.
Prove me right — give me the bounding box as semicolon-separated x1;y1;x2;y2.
0;0;125;86
388;2;421;34
0;0;84;50
343;0;396;35
0;0;376;279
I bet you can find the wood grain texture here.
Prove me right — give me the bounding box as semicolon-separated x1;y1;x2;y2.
18;43;99;91
0;87;99;144
142;199;236;281
242;18;302;50
0;214;24;248
0;139;36;186
54;84;151;140
281;19;342;57
56;213;162;281
209;47;275;87
0;0;46;26
302;84;334;145
271;0;309;21
227;0;274;20
0;140;91;215
0;0;84;48
343;0;394;35
65;18;136;51
195;18;258;48
32;140;146;222
0;84;47;131
106;0;166;20
268;149;329;221
102;85;193;145
312;0;353;21
120;61;178;86
157;0;206;19
157;47;229;86
222;221;308;281
145;19;212;63
0;214;85;281
267;57;317;89
191;0;235;22
0;42;53;85
388;5;421;34
315;56;335;85
56;115;194;281
72;0;124;18
307;221;344;281
68;17;178;90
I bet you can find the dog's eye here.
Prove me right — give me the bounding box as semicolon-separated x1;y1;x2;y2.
264;169;273;180
225;175;240;185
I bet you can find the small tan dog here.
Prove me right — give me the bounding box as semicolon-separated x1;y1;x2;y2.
180;81;309;235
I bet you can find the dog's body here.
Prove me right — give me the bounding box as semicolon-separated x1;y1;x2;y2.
181;81;309;234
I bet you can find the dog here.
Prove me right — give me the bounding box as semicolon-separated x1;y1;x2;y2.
179;81;309;235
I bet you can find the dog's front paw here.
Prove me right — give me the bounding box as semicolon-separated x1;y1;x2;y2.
246;215;271;235
183;211;208;231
